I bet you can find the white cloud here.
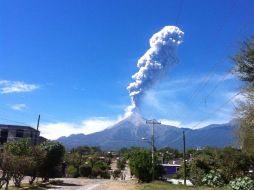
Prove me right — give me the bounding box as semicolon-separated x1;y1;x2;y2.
0;80;39;94
81;117;117;134
40;117;119;140
181;119;229;129
160;119;181;127
11;104;27;111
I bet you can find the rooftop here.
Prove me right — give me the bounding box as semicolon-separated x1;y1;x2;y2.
0;124;37;131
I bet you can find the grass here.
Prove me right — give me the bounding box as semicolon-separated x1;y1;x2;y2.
137;181;230;190
7;182;50;190
7;180;70;190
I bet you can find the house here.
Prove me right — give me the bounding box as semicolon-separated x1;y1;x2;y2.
0;124;40;147
162;163;181;177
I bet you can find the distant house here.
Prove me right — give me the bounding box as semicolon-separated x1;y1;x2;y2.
162;164;181;177
0;124;40;147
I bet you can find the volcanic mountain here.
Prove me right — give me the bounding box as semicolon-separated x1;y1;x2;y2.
57;112;239;150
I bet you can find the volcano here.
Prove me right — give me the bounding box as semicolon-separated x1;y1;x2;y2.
57;113;239;150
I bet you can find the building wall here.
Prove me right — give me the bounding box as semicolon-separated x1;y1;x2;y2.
0;127;40;147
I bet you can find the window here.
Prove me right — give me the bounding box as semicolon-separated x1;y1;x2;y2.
16;129;24;138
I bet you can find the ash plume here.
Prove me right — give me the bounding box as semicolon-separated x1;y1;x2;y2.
126;26;184;115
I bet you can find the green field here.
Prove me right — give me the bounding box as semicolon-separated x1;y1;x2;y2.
138;181;229;190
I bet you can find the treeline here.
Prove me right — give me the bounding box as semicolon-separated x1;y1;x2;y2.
119;146;254;189
0;139;65;190
233;36;254;156
176;147;254;187
65;146;112;179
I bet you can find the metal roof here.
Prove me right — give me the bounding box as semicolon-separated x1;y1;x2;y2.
0;124;37;131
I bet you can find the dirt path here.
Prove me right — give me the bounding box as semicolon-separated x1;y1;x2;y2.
49;178;137;190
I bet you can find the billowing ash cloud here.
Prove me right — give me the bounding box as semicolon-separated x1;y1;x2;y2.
126;26;184;114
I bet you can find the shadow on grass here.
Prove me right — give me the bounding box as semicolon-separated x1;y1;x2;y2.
9;182;80;190
51;182;81;186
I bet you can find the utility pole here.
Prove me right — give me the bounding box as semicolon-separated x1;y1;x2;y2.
35;114;40;145
183;130;186;186
146;119;161;181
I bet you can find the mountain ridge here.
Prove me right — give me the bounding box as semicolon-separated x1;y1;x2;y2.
57;113;238;150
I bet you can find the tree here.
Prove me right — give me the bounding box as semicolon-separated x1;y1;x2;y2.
28;146;46;184
176;147;253;186
233;36;254;84
215;147;251;182
0;139;34;189
128;149;164;182
79;165;92;177
0;151;15;190
233;36;254;156
39;141;65;181
66;165;78;177
117;158;126;170
112;169;121;179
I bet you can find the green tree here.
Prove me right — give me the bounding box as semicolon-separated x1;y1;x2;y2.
176;147;216;185
28;145;46;184
66;165;78;177
79;164;92;177
117;158;126;170
39;141;65;181
128;149;164;182
233;36;254;84
0;139;34;189
0;151;15;190
233;36;254;156
216;147;251;182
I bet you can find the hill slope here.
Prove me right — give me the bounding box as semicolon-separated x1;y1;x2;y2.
57;113;239;150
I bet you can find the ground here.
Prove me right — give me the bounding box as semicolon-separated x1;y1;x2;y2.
6;179;230;190
138;181;229;190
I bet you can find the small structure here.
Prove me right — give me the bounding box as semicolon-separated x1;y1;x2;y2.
0;124;40;147
162;164;181;177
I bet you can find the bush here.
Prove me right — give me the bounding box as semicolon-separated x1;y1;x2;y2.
93;160;108;171
112;169;121;179
79;165;92;177
90;168;110;179
67;165;78;178
100;170;110;179
91;168;100;178
229;177;254;190
202;170;225;187
117;159;126;170
129;149;153;182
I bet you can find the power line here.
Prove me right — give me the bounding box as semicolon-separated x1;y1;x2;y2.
166;90;243;146
171;8;254;127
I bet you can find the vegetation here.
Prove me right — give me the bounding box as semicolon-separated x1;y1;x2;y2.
117;158;126;170
176;147;253;186
229;177;254;190
0;139;65;190
112;169;122;179
128;148;165;182
39;141;65;181
233;36;254;156
64;146;111;179
137;181;229;190
79;164;92;177
202;170;225;187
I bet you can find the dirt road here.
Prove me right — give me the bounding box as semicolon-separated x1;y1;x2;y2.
48;178;136;190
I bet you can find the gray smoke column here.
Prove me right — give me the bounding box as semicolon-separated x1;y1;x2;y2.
126;26;184;114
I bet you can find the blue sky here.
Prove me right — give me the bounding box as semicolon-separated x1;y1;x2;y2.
0;0;253;139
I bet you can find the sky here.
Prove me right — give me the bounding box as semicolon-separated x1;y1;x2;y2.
0;0;253;139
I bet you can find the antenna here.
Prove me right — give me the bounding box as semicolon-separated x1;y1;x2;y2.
36;114;40;131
